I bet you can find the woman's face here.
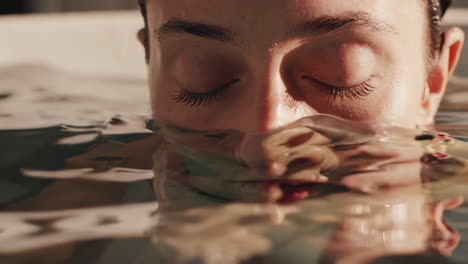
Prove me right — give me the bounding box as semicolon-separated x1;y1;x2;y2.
146;0;430;132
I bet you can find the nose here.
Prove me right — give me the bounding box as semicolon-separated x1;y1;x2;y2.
235;56;317;171
241;57;316;134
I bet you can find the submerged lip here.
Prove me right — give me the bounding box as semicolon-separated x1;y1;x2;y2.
279;181;351;203
232;178;328;184
233;179;351;203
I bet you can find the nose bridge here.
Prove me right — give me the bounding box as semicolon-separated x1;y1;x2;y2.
250;53;311;133
237;56;274;133
259;66;286;132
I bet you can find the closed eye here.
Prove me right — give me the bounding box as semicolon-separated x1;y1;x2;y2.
172;79;240;107
302;75;376;101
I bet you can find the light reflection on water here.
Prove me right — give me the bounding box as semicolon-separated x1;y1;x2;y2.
1;65;468;264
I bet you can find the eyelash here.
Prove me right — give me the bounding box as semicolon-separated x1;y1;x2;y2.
306;77;376;101
172;79;240;107
172;77;375;107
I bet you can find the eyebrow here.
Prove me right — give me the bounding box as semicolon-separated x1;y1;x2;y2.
155;11;397;43
156;19;233;42
289;11;398;38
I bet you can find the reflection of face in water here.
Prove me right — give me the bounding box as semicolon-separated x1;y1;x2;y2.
153;115;428;204
319;191;463;264
151;187;462;264
321;189;427;263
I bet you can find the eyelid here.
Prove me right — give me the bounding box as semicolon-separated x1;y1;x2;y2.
303;75;369;89
172;78;240;107
302;75;376;100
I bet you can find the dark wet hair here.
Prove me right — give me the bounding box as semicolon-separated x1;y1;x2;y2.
138;0;452;63
428;0;452;64
439;0;452;17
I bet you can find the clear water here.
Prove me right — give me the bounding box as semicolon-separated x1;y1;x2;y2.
1;65;468;264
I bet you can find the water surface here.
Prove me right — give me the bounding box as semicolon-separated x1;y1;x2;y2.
1;65;468;264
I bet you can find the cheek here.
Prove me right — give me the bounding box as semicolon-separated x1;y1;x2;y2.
379;50;427;127
147;43;186;123
357;76;425;128
326;56;426;127
148;51;164;120
308;75;425;127
310;91;387;124
150;78;173;123
148;50;181;124
383;78;426;128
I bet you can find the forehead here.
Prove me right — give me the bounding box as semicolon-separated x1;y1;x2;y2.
147;0;424;30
